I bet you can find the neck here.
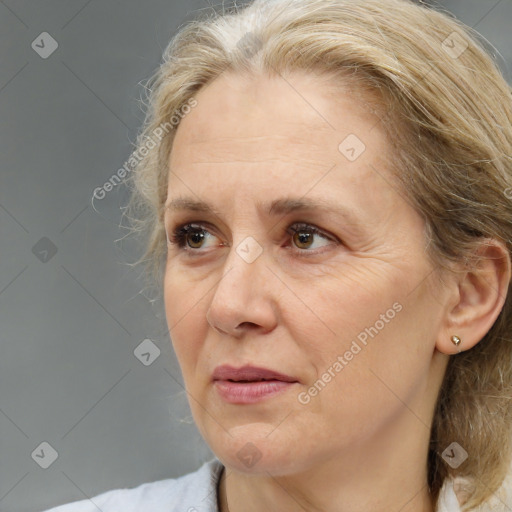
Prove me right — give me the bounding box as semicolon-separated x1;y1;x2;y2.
219;456;434;512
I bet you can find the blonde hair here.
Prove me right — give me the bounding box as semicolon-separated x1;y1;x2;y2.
124;0;512;509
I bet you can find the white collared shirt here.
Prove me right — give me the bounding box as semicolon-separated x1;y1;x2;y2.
42;458;512;511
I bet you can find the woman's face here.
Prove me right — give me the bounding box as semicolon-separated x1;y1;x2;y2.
163;71;450;476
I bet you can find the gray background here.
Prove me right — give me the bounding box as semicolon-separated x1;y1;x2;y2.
0;1;510;511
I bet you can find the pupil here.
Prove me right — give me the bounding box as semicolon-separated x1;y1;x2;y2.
188;231;204;247
296;231;312;248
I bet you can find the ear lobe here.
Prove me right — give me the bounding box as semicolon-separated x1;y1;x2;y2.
436;238;511;355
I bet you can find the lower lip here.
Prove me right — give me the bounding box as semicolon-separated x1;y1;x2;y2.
214;380;296;404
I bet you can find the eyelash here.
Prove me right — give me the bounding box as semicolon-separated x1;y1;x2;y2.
167;222;337;256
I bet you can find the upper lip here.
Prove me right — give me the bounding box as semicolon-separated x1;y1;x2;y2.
212;365;298;383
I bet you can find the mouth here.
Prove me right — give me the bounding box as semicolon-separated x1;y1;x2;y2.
212;364;298;383
227;378;280;382
212;365;299;404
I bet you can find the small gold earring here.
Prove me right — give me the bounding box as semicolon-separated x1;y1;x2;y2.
451;335;462;353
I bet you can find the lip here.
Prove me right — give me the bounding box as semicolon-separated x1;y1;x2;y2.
212;365;299;404
212;364;298;383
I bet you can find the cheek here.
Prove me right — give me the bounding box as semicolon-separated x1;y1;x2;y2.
163;266;208;376
286;260;406;355
289;260;434;404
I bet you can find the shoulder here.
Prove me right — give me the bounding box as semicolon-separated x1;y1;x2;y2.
437;468;512;512
41;459;224;512
436;478;462;512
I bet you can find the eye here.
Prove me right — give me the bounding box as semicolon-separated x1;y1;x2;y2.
166;221;338;255
287;222;336;252
167;223;221;251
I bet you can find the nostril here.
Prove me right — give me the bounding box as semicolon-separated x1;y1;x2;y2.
238;322;259;329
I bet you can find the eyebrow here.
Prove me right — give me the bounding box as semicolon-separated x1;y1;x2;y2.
164;196;365;232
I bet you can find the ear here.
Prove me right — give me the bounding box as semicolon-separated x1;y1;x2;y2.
436;238;511;355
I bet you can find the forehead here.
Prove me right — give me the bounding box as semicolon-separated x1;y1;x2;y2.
170;70;386;166
167;71;399;223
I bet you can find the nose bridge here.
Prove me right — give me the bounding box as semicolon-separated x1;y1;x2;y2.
213;233;265;303
206;233;275;334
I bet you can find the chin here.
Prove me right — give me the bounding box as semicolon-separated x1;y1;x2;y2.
206;427;308;476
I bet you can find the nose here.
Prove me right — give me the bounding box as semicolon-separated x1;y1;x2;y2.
206;240;278;338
